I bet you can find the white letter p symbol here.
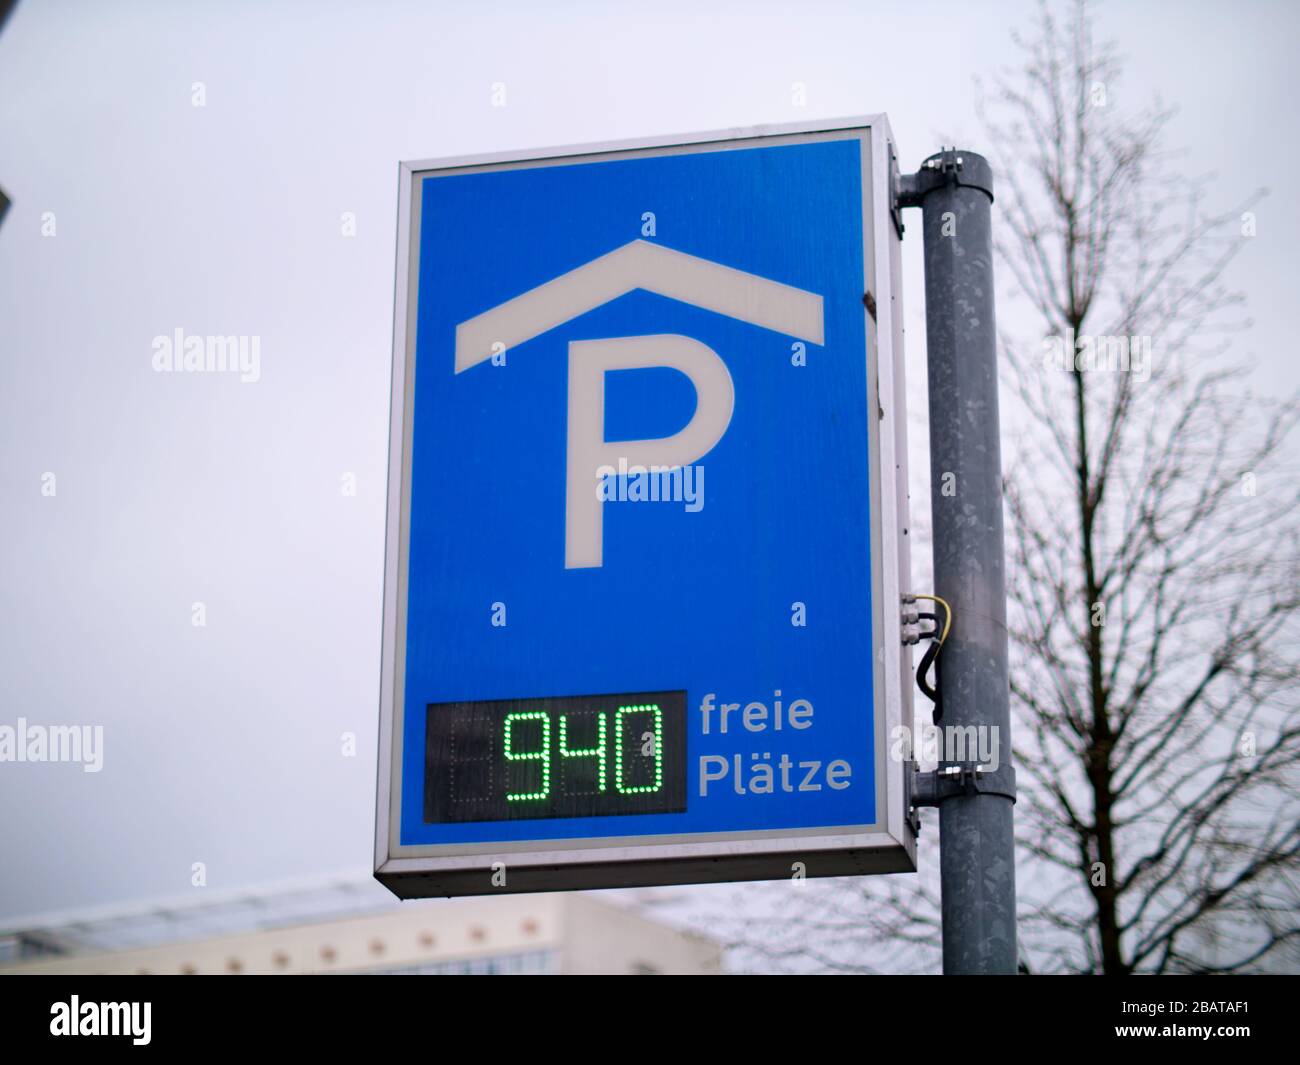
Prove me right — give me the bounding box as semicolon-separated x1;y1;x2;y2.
565;334;734;568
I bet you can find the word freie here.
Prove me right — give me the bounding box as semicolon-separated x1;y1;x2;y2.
698;691;812;733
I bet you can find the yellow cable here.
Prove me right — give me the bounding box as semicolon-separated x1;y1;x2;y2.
911;594;952;645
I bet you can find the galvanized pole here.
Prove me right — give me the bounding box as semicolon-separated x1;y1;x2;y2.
898;149;1018;974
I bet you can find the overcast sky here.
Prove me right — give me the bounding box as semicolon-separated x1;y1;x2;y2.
1;0;1295;923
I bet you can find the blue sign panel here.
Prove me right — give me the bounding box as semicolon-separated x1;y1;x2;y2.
378;124;911;894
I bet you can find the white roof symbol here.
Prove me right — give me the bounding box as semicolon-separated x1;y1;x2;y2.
454;239;825;372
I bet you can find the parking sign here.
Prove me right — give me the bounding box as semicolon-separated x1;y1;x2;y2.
376;117;915;897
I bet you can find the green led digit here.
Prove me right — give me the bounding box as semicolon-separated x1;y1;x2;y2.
559;712;606;791
614;704;663;795
503;711;550;802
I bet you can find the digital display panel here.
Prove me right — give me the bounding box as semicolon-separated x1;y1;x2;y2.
424;691;687;823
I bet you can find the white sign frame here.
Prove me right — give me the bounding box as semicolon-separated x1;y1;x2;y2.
375;115;916;898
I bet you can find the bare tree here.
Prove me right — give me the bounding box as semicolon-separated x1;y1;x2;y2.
694;0;1299;974
990;0;1299;975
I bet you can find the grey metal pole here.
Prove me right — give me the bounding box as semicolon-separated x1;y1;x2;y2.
898;149;1017;975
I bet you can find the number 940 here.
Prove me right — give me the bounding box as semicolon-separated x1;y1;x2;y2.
503;705;663;802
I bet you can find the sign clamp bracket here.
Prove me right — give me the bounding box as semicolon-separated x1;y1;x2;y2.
910;761;1017;820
